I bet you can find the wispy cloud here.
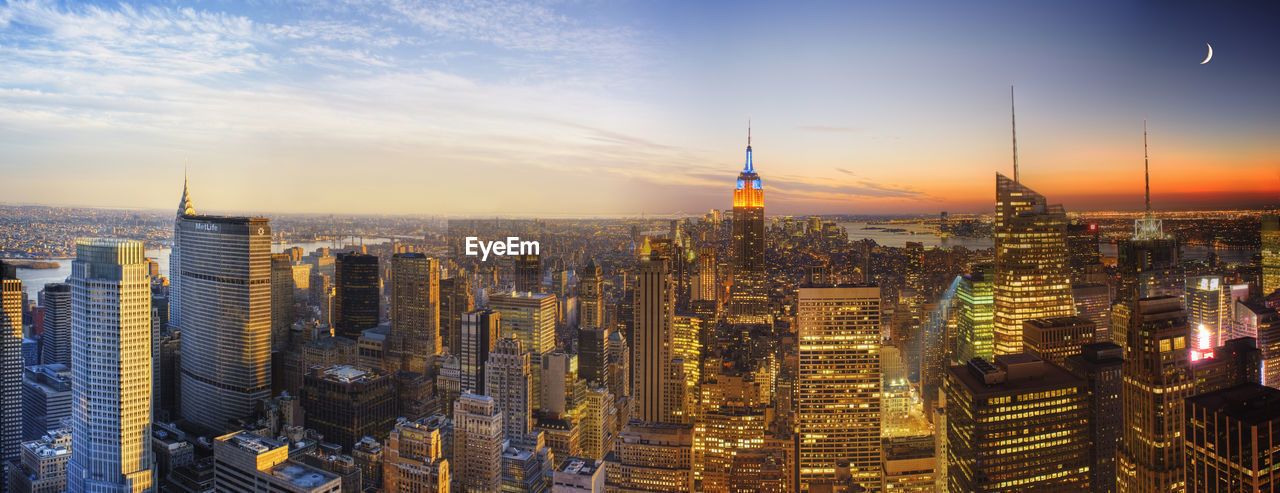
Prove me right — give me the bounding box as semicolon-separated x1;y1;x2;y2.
798;125;861;133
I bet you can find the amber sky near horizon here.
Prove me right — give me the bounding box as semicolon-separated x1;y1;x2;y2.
0;1;1277;216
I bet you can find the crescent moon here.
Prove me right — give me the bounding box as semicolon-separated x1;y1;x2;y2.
1201;43;1213;65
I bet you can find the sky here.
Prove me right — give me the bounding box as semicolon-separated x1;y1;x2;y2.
1;0;1277;217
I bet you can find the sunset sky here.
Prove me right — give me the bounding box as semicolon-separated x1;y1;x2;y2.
1;1;1277;216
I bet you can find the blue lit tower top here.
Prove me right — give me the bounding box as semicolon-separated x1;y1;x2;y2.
735;122;763;202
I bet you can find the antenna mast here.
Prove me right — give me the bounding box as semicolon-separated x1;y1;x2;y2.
1144;120;1151;213
1011;85;1019;182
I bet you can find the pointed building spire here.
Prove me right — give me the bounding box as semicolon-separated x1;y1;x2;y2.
1011;85;1019;182
744;119;755;173
1144;119;1150;213
178;169;196;216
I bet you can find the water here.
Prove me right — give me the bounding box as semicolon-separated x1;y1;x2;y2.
14;237;391;300
840;222;993;250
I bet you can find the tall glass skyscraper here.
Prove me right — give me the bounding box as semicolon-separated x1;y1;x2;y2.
956;263;994;363
175;181;273;432
67;239;155;492
1;261;23;490
992;174;1075;355
1261;214;1279;297
38;283;71;367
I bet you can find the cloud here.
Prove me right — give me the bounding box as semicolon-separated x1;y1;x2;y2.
797;125;861;133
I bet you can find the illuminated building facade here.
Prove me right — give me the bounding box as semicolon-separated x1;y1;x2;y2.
1184;383;1280;493
992;174;1075;356
1186;276;1228;361
668;314;702;424
1262;214;1279;297
453;394;504;493
177;212;272;433
515;253;542;294
1117;296;1193;493
1190;337;1260;394
383;416;450;493
633;238;676;423
579;259;605;330
695;370;770;493
1072;283;1111;341
604;420;694;492
67;239;155;493
334;252;380;340
486;337;533;448
490;291;556;411
945;354;1090;492
1063;342;1123;493
797;285;882;492
1;262;20;483
956;263;994;363
882;435;936;492
1021;316;1096;365
730;129;768;323
37;282;71;368
390;253;441;365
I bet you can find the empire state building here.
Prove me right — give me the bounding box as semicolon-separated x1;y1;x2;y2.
729;126;768;323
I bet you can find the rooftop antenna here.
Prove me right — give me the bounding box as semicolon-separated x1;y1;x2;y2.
1144;119;1151;213
1010;85;1019;182
748;117;752;148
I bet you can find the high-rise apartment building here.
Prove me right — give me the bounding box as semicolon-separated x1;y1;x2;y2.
453;394;504;493
460;309;499;395
1117;296;1193;493
956;263;994;363
1063;342;1124;493
729;130;768;323
334;253;380;340
797;285;882;492
1184;383;1280;492
37;283;71;367
175;181;273;432
945;354;1090;492
490;291;556;411
1;261;22;486
633;238;677;424
67;238;155;492
992;174;1075;356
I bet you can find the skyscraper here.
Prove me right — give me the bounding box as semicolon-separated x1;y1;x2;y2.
797;285;882;492
489;291;556;410
956;263;994;363
271;253;295;351
1117;296;1193;493
453;394;504;493
460;309;499;395
633;237;676;424
1184;383;1280;492
169;175;196;342
440;275;475;356
485;337;533;448
515;253;542;294
334;252;380;340
1263;214;1280;297
67;238;155;492
176;195;273;432
1;261;23;487
1021;316;1096;365
388;253;440;373
37;283;71;367
579;259;605;330
1186;275;1228;360
992;173;1075;356
20;363;72;442
1064;342;1124;493
729;126;767;323
383;416;450;492
945;354;1090;491
301;365;397;451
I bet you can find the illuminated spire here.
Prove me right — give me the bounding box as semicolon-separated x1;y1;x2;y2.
1011;85;1019;182
638;236;652;261
744;119;754;173
1144;119;1150;213
178;169;196;216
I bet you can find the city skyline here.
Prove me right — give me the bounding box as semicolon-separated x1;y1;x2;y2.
2;1;1278;216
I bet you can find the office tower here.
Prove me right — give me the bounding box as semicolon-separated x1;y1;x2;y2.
334;253;380;340
580;386;616;461
1232;302;1280;387
460;309;499;394
882;435;937;492
956;263;994;363
696;370;770;493
383;417;450;492
20;364;71;441
667;315;702;424
1117;296;1193;493
945;354;1090;491
541;351;578;416
1072;283;1111;341
516;254;543;294
695;247;716;302
453;394;504;493
212;431;342;492
270;253;295;352
1067;220;1104;283
605;330;630;426
1;262;20;491
66;239;155;492
578;326;608;387
1184;383;1280;492
904;241;924;292
440;275;475;355
9;428;70;493
1186;276;1228;359
604;420;694;491
37;283;70;367
490;291;557;410
486;337;533;448
1190;337;1261;393
500;435;553;493
176;204;272;433
992;174;1075;355
579;259;605;330
387;253;440;374
1021;316;1096;365
301;365;396;451
169;176;195;343
1262;214;1279;297
1064;342;1124;493
729;127;768;323
797;285;882;492
553;458;605;493
632;238;676;424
